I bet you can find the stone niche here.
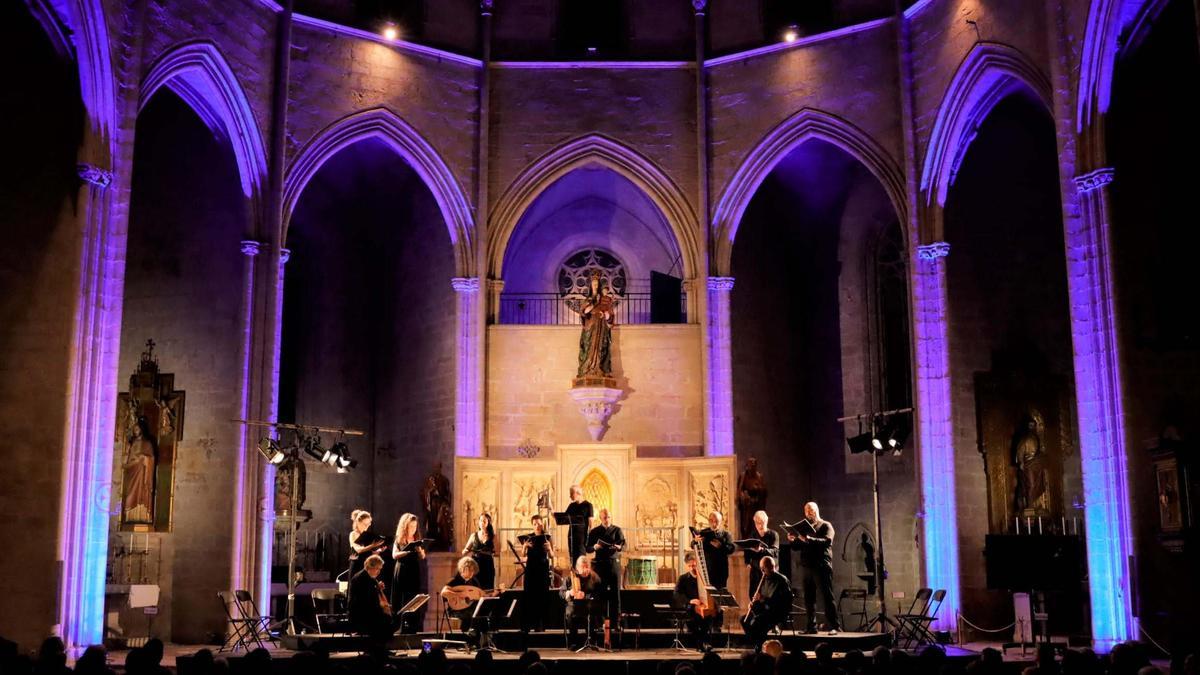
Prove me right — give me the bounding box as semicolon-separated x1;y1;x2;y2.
454;446;734;585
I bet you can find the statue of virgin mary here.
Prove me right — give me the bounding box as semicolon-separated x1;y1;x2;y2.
571;270;616;381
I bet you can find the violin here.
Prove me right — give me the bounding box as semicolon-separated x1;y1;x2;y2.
377;580;392;614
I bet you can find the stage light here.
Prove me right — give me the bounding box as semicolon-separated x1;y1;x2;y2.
782;25;799;43
847;431;874;454
257;438;287;465
382;23;398;41
881;414;912;451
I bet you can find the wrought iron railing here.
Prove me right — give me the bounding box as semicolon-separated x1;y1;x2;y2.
272;527;347;583
498;293;687;325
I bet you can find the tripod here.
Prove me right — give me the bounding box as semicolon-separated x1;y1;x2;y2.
863;443;901;634
570;599;607;653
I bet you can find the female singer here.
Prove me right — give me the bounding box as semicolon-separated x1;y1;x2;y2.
391;512;427;629
461;513;496;591
348;510;386;580
519;514;554;634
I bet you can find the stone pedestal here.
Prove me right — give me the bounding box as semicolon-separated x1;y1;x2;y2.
568;386;622;441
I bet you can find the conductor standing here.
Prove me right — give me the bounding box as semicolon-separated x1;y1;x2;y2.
787;501;840;634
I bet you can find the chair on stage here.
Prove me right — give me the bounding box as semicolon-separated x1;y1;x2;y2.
234;589;277;647
892;587;932;646
896;588;945;648
217;591;259;652
310;588;348;635
838;588;870;632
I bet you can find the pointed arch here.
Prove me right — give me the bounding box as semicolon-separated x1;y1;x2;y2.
920;42;1052;215
710;108;906;276
487;134;700;281
140;40;269;205
282;107;476;276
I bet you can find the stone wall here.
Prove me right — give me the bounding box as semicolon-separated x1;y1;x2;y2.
486;325;703;453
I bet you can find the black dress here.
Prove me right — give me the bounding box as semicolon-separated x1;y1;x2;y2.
391;541;424;630
464;531;496;590
348;529;386;579
521;533;552;631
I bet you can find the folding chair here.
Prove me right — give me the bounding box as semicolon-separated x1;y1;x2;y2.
838;588;869;632
311;588;348;634
217;591;256;652
234;589;277;647
898;589;945;649
893;587;932;647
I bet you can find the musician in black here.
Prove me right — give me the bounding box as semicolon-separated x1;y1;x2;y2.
740;556;794;648
462;512;496;590
391;512;427;632
348;510;387;580
565;485;594;563
742;510;779;602
441;556;484;641
587;508;625;629
674;552;718;649
692;511;735;590
348;555;395;648
560;555;603;648
787;501;840;634
520;514;554;633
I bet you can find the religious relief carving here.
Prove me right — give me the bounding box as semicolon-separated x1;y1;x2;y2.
580;467;613;515
422;462;454;550
461;472;499;546
115;340;184;532
77;163;113;188
633;474;678;551
511;473;555;531
736;457;767;537
691;471;730;532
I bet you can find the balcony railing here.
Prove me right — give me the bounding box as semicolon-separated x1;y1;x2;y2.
498;293;686;325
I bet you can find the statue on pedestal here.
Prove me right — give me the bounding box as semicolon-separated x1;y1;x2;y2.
1012;411;1048;514
570;269;617;385
422;462;453;550
121;416;157;525
736;457;768;538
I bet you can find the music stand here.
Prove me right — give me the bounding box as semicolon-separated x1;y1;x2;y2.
570;597;608;653
472;597;515;653
655;604;698;653
710;591;741;653
396;594;429;636
506;540;527;587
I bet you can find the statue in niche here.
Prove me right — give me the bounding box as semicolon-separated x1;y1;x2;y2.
568;270;617;384
274;456;309;522
1012;410;1049;514
422;462;453;550
121;416;157;525
736;457;768;538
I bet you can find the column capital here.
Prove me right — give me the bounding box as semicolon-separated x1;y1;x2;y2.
692;0;707;13
240;240;264;257
279;248;291;265
452;277;481;293
480;0;493;15
707;276;735;292
916;242;951;260
1074;168;1114;193
76;163;112;188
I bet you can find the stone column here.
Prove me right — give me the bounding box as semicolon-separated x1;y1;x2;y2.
705;277;735;456
230;241;262;596
255;247;289;607
487;279;504;325
58;162;123;651
1069;168;1137;648
453;277;483;457
911;241;959;632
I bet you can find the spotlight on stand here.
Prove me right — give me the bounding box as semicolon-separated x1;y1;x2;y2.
847;421;875;454
257;437;287;465
875;413;912;455
326;441;358;473
782;24;800;43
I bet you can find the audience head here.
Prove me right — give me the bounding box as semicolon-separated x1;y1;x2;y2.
762;639;783;659
36;637;66;669
815;642;834;666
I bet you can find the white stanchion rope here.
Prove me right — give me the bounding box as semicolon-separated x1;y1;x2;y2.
1138;625;1171;658
956;611;1017;634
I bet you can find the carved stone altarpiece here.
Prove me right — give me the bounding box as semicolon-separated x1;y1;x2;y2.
115;340;184;532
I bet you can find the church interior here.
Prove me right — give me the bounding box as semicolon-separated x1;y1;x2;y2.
1;0;1198;671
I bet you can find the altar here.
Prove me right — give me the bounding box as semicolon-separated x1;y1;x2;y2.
455;444;735;586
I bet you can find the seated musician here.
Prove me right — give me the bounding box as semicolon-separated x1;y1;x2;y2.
348;554;395;647
740;556;794;648
674;552;719;649
441;556;492;642
560;555;603;647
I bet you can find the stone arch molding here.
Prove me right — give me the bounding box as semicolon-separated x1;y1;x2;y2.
487;134;700;282
141;40;269;205
920;42;1053;214
710;108;906;276
282;107;476;276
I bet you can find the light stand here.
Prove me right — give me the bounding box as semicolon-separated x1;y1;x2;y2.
236;419;364;636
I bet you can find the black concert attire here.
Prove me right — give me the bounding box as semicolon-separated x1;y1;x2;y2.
740;569;794;646
444;573;483;636
348;570;394;646
673;571;718;647
586;523;625;625
743;528;780;600
565;500;594;562
520;532;552;632
463;530;497;591
348;529;386;579
560;570;603;645
391;541;424;632
789;518;839;631
696;528;735;589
